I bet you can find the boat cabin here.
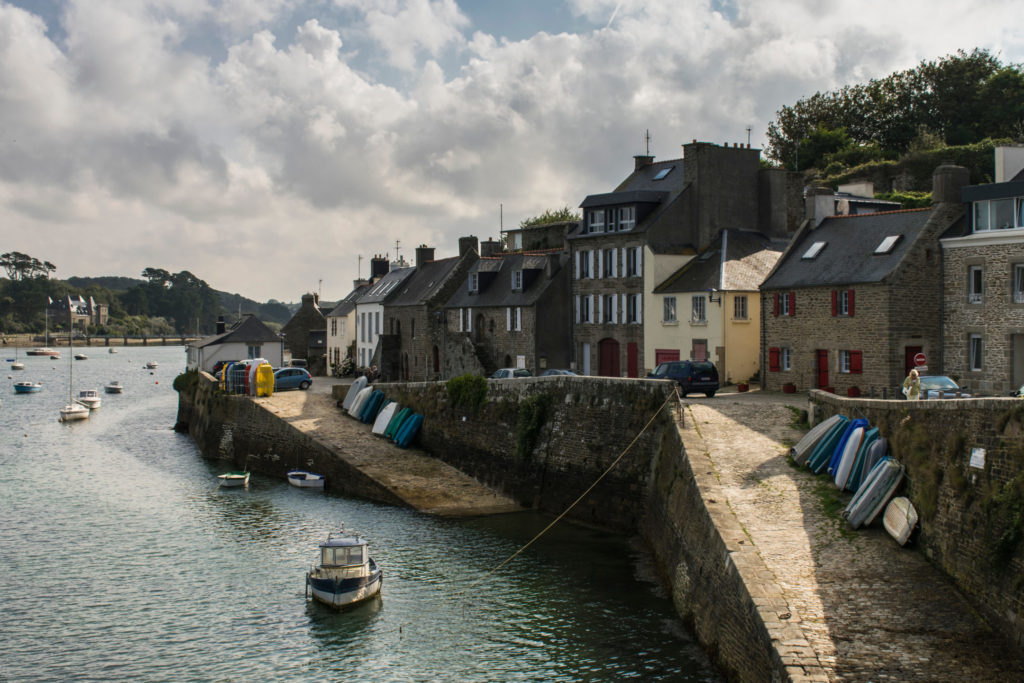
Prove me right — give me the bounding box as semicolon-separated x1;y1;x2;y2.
320;537;368;567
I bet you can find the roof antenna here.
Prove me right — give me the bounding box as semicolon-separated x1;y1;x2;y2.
746;126;751;147
500;203;503;230
645;129;651;156
395;240;401;264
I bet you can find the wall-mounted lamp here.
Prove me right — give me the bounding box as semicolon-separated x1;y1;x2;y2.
708;288;722;305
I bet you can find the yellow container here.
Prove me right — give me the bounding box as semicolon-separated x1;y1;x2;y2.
255;363;275;397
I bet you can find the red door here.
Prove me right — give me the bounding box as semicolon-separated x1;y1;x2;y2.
655;349;680;365
816;350;829;388
599;338;620;377
627;342;638;378
904;346;923;376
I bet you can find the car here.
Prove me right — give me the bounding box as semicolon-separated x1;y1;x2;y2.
211;360;238;376
289;359;308;368
1010;384;1024;398
491;368;533;379
916;375;970;399
647;360;720;397
540;369;578;376
274;367;312;391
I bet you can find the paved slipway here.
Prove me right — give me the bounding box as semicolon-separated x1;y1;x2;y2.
681;389;1023;682
258;379;521;517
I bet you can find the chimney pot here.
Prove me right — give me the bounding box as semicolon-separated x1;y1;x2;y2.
415;245;435;267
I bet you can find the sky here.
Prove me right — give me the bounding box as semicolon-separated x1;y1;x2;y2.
2;1;1022;303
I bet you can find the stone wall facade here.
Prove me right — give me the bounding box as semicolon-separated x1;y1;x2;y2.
810;391;1024;650
942;237;1024;395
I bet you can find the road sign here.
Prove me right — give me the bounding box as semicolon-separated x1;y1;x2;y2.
914;352;927;366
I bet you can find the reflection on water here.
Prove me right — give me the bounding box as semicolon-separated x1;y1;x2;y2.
0;346;718;681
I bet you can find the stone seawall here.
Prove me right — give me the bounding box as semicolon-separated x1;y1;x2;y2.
809;390;1024;651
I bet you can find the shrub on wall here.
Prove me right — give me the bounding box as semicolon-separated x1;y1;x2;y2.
173;369;198;394
516;393;552;460
446;373;488;413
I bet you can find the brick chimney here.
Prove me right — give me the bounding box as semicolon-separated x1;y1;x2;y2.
216;316;225;334
634;154;655;171
415;245;435;267
931;161;969;204
480;238;501;257
805;185;835;228
370;254;389;280
458;235;479;257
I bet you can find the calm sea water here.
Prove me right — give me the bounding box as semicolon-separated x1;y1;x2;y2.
0;345;717;682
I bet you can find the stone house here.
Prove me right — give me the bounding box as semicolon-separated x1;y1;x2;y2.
186;314;283;372
326;254;393;373
444;249;572;377
759;164;969;394
649;229;787;385
940;146;1024;394
380;243;478;382
49;294;108;331
572;141;801;377
353;265;415;370
280;293;330;370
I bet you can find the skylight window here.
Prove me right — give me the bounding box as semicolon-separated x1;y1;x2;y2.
874;235;902;254
802;241;827;260
653;167;674;180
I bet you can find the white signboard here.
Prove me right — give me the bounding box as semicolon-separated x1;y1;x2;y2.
969;447;986;470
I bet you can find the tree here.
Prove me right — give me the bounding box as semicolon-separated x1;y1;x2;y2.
1;252;56;280
520;206;581;228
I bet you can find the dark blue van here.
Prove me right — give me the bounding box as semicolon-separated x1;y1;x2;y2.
648;360;719;397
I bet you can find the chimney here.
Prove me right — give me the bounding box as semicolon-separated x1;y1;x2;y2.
352;277;369;290
458;235;479;257
415;244;435;267
370;254;389;280
216;316;226;334
931;162;969;205
633;154;655;171
480;238;501;258
805;185;835;227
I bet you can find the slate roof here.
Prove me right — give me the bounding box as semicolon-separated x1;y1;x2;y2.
191;314;280;349
654;230;786;294
575;159;685;237
388;256;464;307
356;267;415;305
445;251;564;308
762;209;934;290
326;283;369;318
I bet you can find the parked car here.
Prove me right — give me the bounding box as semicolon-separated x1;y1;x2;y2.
916;375;970;399
274;367;312;390
491;368;533;379
289;359;308;368
647;360;720;397
540;369;578;376
211;359;238;377
1010;384;1024;398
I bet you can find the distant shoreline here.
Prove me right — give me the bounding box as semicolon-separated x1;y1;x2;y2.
2;334;195;349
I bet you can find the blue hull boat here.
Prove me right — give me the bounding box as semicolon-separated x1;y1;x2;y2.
14;382;42;394
306;535;382;610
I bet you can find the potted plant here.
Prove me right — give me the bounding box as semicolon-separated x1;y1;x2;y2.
847;386;861;397
782;383;796;394
737;382;749;392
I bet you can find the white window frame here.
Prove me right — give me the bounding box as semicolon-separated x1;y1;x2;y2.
839;350;851;373
1014;264;1024;304
691;295;706;324
603;249;616;278
511;270;523;291
603;294;616;324
588;209;605;234
974;198;1019;231
969;334;983;371
628;294;641;323
781;347;792;372
580;250;591;279
839;290;851;315
663;296;677;323
779;293;790;316
581;295;591;323
969;265;983;304
618;206;635;231
733;295;748;320
468;272;479;293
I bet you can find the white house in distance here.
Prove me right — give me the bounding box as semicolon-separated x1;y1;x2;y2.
186;314;283;373
354;266;415;369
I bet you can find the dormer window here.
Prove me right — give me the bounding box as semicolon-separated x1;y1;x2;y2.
588;209;605;234
802;241;827;260
511;270;523;291
973;198;1020;231
468;272;479;293
617;206;635;231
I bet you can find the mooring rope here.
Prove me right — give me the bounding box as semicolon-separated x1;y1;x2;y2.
460;388;679;594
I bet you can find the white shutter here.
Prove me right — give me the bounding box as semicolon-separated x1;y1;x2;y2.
574;250;581;279
516;307;522;331
574;295;580;323
620;248;626;277
637;294;642;323
506;307;511;331
458;308;464;332
467;307;472;333
589;294;595;323
596;250;602;279
637;247;643;274
611;296;618;324
621;293;627;323
596;294;603;323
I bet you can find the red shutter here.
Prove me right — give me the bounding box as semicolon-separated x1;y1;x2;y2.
773;292;779;317
831;290;837;317
769;347;780;372
848;289;855;317
850;350;863;374
788;291;796;316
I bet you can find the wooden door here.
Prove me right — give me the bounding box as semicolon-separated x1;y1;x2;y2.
627;342;639;378
816;349;829;388
599;338;620;377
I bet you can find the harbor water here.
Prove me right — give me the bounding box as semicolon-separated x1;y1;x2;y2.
0;346;717;681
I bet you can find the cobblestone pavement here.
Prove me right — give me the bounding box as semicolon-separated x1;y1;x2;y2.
256;388;522;516
681;388;1023;682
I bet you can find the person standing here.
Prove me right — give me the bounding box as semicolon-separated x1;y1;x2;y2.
902;368;921;400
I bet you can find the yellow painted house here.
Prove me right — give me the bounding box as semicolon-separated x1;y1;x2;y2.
646;229;785;385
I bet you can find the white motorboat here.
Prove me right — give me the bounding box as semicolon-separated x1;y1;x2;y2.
287;470;325;488
104;381;124;394
145;361;159;369
108;347;118;354
74;353;88;360
306;534;382;610
59;403;90;422
14;381;42;394
77;389;101;409
27;347;59;357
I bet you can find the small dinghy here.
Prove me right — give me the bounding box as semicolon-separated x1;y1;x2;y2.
790;414;842;466
74;353;88;360
287;470;325;488
844;458;904;529
104;381;124;394
14;381;42;394
217;471;250;488
883;497;918;546
306;534;382;610
108;347;118;354
145;361;159;369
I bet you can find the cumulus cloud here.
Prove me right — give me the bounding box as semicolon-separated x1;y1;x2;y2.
1;0;1022;300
